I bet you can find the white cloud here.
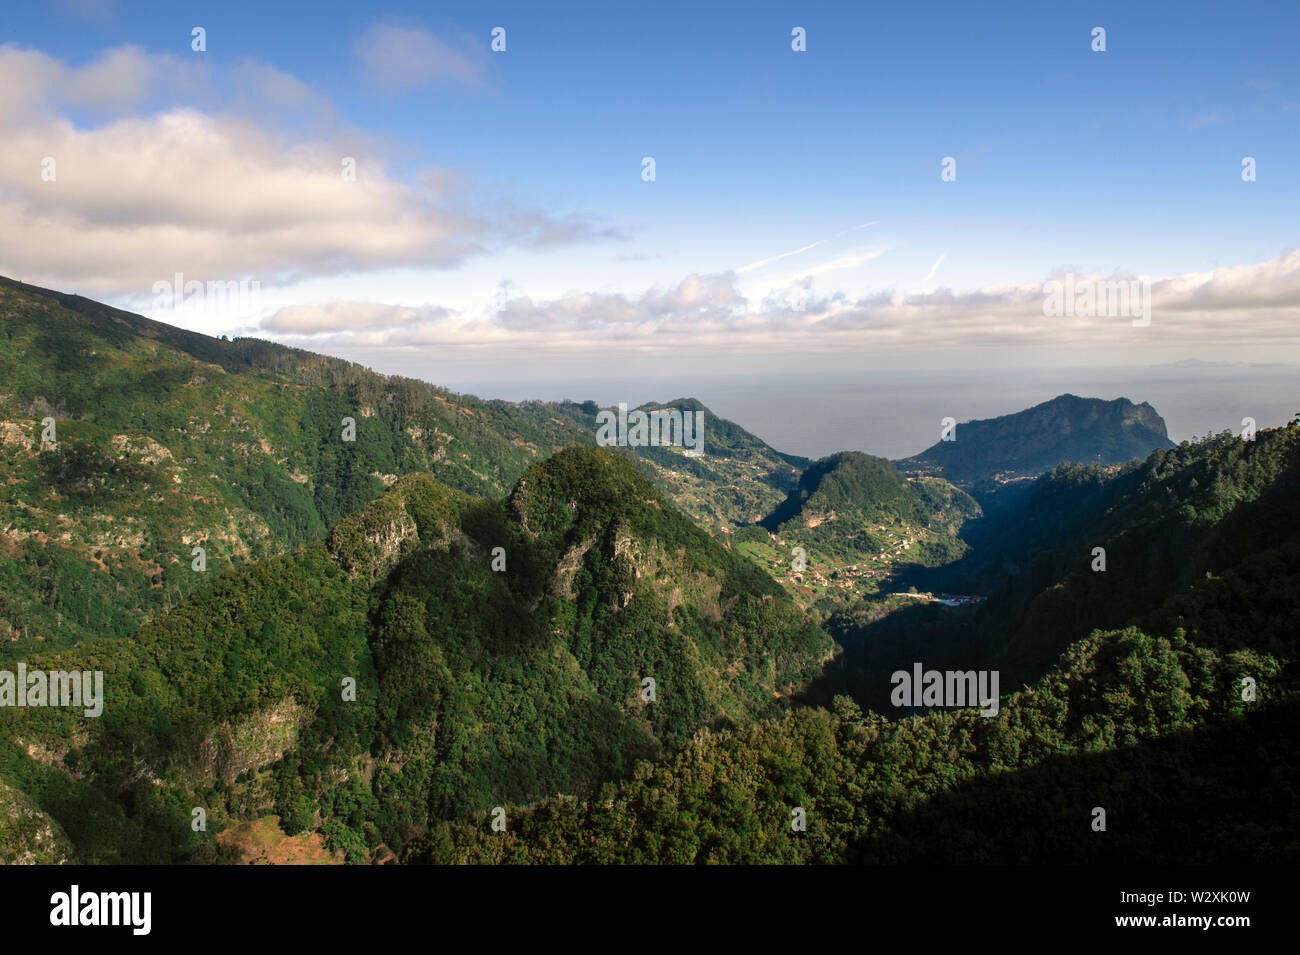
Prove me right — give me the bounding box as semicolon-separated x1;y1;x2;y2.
355;24;491;93
0;44;619;296
1153;250;1300;311
262;301;453;334
254;250;1300;359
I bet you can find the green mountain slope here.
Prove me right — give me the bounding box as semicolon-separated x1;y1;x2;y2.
404;629;1298;864
401;427;1300;864
0;448;834;862
0;278;802;659
610;397;807;532
820;423;1300;712
734;451;979;610
2;276;1292;867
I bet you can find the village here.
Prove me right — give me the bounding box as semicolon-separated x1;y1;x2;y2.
731;521;924;604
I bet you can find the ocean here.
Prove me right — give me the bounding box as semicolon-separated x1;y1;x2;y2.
435;364;1298;461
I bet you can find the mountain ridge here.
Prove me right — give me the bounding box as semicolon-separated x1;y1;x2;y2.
0;277;802;657
896;393;1176;487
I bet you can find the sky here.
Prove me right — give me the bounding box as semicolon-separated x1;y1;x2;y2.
2;0;1298;394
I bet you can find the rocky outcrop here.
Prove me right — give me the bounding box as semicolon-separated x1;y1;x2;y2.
0;778;75;864
193;699;307;788
326;472;467;583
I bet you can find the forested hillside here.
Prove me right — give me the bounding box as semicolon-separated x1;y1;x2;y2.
0;449;833;862
829;424;1300;703
731;451;979;611
404;425;1300;863
0;278;800;660
1;277;1294;867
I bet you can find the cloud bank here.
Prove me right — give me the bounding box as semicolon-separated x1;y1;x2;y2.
0;43;619;295
255;249;1300;359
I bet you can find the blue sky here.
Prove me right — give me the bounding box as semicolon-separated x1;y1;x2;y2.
2;0;1298;384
